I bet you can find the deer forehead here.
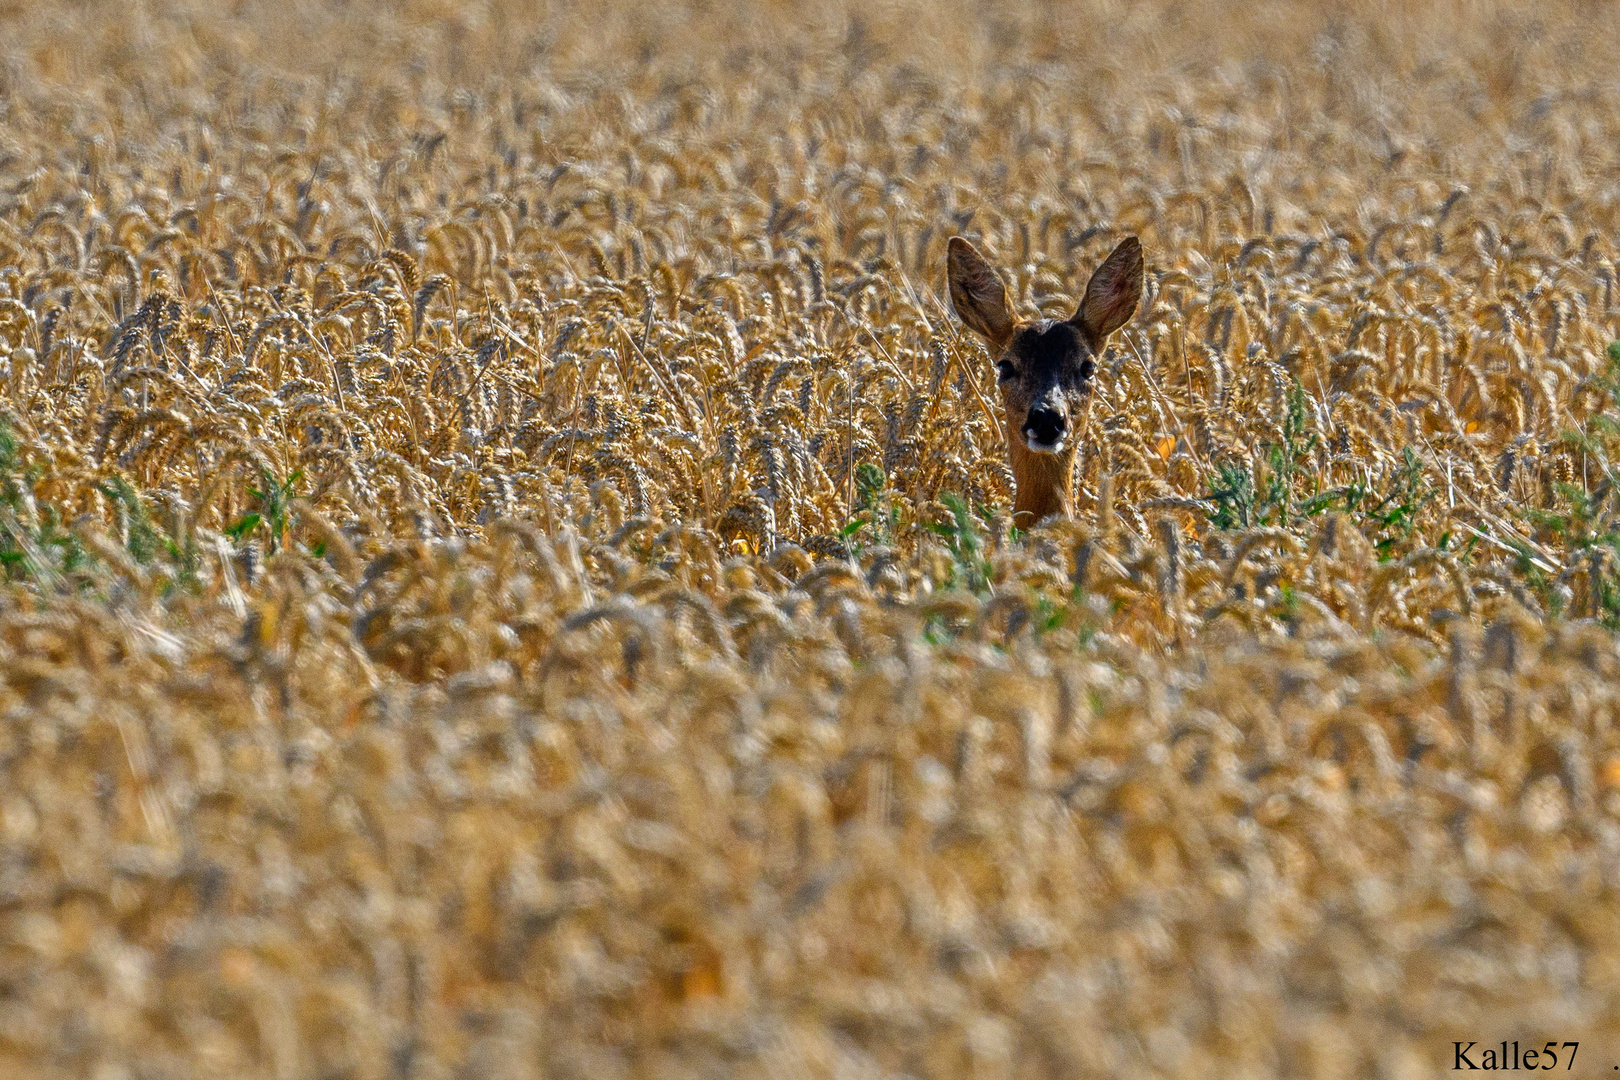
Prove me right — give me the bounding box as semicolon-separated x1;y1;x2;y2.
1004;320;1094;385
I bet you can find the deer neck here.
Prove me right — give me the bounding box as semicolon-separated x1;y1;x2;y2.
1008;438;1077;530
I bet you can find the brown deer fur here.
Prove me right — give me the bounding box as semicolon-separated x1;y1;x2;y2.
947;235;1145;529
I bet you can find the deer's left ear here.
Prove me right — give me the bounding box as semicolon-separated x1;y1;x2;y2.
1072;237;1143;342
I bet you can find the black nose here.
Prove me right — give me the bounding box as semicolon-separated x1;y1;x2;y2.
1023;406;1066;445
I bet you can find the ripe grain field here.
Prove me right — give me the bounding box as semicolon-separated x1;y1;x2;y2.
2;1;1620;1076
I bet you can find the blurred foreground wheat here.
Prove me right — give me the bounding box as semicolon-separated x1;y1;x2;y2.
3;1;1620;1076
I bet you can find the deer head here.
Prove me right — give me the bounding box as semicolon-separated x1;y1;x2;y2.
947;235;1144;529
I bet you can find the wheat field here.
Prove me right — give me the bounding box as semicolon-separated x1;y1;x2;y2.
2;1;1620;1076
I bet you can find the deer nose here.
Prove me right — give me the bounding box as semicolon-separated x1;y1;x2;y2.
1023;405;1067;447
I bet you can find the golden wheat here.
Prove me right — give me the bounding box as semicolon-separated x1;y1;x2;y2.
1;0;1620;1076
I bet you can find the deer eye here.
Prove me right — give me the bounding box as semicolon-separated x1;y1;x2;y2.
996;360;1015;381
1078;358;1096;380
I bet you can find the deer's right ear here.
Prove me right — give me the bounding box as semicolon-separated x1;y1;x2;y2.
947;237;1015;349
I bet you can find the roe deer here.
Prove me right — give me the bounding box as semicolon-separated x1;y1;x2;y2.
947;235;1144;530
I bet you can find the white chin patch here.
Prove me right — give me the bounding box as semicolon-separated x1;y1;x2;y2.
1024;435;1065;454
